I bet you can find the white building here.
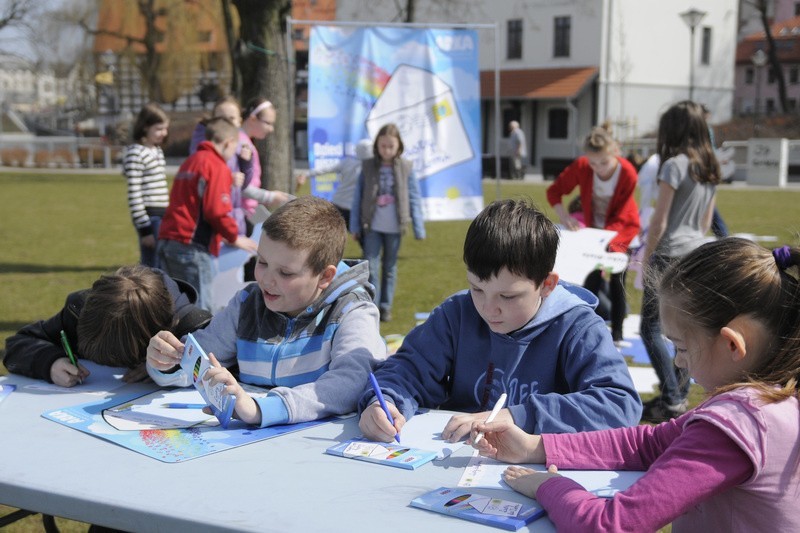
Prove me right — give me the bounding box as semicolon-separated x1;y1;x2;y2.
335;0;739;175
0;53;59;111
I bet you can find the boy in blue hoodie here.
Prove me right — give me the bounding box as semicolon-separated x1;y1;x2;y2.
358;198;642;442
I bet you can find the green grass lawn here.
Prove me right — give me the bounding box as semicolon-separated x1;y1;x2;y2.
0;171;798;532
1;172;798;345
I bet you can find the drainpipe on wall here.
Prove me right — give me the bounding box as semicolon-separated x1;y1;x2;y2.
567;98;579;158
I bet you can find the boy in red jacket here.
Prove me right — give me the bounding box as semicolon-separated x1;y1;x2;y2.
158;117;258;311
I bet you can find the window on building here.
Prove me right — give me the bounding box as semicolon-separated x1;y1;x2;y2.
795;2;800;16
548;108;569;139
791;66;799;84
768;67;776;84
766;98;775;114
788;98;797;111
198;31;212;43
554;16;571;58
745;67;754;84
507;19;522;60
701;27;712;65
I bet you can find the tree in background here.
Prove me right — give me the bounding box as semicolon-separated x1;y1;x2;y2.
0;0;34;33
223;0;294;194
72;0;214;106
749;0;788;113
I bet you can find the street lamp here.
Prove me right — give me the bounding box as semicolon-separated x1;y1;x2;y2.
751;48;768;136
680;8;707;101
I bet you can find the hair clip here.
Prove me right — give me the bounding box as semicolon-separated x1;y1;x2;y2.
772;245;792;270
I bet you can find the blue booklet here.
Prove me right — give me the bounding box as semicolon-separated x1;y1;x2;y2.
180;333;236;428
410;487;545;531
325;438;439;470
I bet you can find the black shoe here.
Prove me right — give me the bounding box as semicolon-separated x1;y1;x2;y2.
641;397;688;423
379;308;392;322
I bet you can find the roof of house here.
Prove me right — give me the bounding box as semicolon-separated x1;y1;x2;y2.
479;67;598;100
737;15;800;64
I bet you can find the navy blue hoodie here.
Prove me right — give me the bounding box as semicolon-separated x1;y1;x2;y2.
359;282;642;433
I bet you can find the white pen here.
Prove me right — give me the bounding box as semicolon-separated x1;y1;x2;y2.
472;392;507;445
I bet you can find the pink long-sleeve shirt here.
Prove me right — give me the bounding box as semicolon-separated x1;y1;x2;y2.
537;388;800;532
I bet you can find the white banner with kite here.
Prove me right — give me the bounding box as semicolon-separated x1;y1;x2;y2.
307;25;483;221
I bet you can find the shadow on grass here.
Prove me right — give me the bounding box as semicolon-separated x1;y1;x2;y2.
0;263;119;274
0;322;29;334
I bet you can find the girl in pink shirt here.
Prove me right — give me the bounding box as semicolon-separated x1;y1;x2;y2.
470;238;800;532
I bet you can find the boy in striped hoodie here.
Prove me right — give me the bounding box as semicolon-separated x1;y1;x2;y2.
146;196;387;427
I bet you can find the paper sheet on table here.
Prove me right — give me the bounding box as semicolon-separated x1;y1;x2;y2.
458;453;644;498
22;360;127;395
395;409;467;459
102;384;270;430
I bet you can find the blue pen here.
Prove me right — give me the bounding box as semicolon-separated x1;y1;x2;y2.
368;372;400;443
161;403;206;409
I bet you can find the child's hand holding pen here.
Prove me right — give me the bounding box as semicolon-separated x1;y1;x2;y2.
358;400;406;443
57;329;87;387
203;353;262;426
146;330;184;371
50;357;89;388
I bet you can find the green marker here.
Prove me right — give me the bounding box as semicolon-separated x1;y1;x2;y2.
59;329;82;385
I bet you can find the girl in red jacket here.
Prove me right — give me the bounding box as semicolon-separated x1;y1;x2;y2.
546;126;640;343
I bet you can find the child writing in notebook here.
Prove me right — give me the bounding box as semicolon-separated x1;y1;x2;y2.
358;199;641;443
3;265;211;387
350;123;426;322
147;196;388;427
546;125;640;343
470;238;800;532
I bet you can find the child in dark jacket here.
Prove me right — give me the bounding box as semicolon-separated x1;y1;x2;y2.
3;265;211;387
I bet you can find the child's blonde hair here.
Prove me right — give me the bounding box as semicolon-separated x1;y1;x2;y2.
658;238;800;402
582;125;617;155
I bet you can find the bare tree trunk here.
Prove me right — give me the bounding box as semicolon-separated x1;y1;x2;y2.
138;0;163;102
757;0;788;112
220;0;240;97
405;0;415;22
232;0;292;194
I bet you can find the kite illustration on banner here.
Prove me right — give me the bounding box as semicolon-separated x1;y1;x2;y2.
365;64;474;180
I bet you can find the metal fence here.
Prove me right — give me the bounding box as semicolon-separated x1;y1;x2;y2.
0;135;124;168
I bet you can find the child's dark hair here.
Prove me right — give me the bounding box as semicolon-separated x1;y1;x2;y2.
659;238;800;401
204;117;239;144
262;196;347;274
656;100;721;185
373;123;404;160
463;198;559;286
77;265;174;368
132;103;168;142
